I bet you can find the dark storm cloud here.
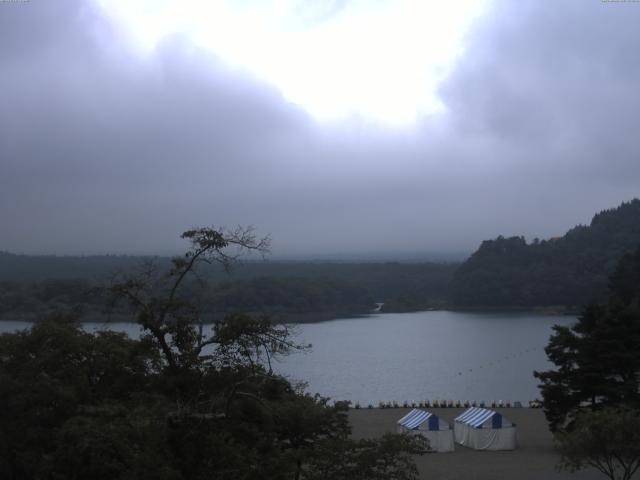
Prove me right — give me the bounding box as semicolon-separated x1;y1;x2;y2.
1;0;639;257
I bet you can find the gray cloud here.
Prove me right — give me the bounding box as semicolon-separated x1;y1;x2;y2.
1;0;639;258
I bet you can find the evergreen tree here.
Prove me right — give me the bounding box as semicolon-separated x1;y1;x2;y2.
534;246;640;431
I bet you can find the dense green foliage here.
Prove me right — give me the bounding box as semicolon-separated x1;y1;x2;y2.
556;407;640;480
0;257;456;320
0;314;168;479
0;278;104;319
0;276;375;322
0;251;152;282
4;199;640;315
452;199;640;307
206;276;375;317
0;314;426;480
534;246;640;432
0;227;428;479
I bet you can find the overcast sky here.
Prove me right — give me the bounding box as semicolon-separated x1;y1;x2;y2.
1;0;639;258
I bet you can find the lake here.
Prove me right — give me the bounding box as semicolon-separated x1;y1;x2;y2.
0;310;573;405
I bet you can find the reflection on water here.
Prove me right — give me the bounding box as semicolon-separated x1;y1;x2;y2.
0;311;574;404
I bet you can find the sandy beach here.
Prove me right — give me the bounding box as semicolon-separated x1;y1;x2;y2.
349;408;610;480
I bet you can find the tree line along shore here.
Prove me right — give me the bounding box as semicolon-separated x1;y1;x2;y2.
2;224;640;479
1;199;639;322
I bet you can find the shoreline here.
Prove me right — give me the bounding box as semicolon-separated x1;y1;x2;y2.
349;407;603;479
0;305;580;324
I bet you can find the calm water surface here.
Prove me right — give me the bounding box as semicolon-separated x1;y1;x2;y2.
0;311;574;404
275;311;574;404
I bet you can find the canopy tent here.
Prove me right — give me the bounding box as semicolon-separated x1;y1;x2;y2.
397;409;454;452
454;407;516;450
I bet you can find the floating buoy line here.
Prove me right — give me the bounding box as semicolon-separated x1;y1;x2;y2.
341;345;546;410
348;399;543;409
455;346;543;377
325;344;547;410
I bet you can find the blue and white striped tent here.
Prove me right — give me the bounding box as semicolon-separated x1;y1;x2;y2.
397;409;454;452
454;407;516;450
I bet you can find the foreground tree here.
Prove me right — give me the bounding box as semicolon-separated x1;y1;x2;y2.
556;407;640;480
110;226;273;371
534;246;640;431
1;226;428;480
0;313;172;479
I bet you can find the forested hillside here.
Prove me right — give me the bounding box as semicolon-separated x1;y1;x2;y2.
0;254;456;320
0;252;153;282
4;199;640;317
451;199;640;308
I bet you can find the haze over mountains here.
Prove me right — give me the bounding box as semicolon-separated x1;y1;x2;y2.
2;199;639;320
2;1;640;257
2;3;640;479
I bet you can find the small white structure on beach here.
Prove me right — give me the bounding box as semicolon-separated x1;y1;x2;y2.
397;409;454;452
454;407;517;450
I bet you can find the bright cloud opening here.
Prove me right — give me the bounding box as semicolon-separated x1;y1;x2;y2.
95;0;489;126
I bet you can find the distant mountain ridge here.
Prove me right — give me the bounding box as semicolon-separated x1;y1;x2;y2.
5;200;638;314
451;199;640;308
0;252;159;282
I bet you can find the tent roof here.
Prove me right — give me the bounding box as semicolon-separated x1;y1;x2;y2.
455;407;499;428
397;409;435;429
